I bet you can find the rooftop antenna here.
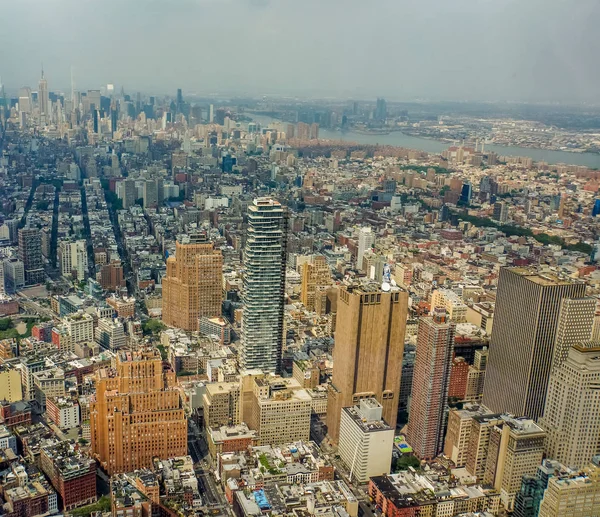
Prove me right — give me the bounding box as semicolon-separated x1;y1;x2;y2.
70;65;74;102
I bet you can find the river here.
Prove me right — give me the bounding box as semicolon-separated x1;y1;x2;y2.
250;114;600;168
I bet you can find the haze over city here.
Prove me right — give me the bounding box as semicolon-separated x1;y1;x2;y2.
2;2;600;517
2;0;600;103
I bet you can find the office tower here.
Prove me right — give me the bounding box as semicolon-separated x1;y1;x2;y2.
300;255;330;311
215;108;226;125
122;178;136;209
338;399;394;483
162;233;223;331
326;284;408;443
18;228;44;285
552;297;595;368
460;182;472;205
90;349;187;475
246;375;311;446
58;240;88;281
539;342;600;469
538;457;600;517
38;70;49;124
92;108;99;133
483;417;546;512
240;198;287;374
513;460;567;517
593;199;600;217
356;227;374;271
493;201;509;223
406;308;456;460
110;103;118;134
375;98;387;120
176;88;183;111
142;179;158;208
483;268;586;420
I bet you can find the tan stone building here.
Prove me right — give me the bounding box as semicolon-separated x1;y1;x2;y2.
327;284;408;443
246;375;311;446
162;233;223;331
301;255;331;312
90;348;187;475
202;381;240;428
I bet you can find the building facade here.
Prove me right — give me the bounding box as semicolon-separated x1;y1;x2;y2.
483;268;586;420
540;342;600;469
90;349;187;474
326;284;408;443
406;308;456;460
240;198;287;373
162;233;223;331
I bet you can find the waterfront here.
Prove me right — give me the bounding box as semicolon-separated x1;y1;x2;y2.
251;114;600;168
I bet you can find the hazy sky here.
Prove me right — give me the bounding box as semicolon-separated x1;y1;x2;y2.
1;0;599;103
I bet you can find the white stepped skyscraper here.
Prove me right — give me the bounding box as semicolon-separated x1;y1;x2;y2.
241;198;287;374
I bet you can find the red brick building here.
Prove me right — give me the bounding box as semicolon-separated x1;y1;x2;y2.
448;357;469;400
0;401;32;429
40;442;97;511
369;476;419;517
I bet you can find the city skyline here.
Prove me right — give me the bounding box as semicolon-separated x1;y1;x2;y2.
2;0;600;104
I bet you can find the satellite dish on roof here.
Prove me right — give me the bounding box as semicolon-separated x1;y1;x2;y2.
381;282;391;292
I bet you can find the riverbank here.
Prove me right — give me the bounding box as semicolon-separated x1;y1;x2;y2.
250;114;600;168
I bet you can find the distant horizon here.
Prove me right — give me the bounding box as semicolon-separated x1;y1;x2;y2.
1;1;599;106
4;75;600;110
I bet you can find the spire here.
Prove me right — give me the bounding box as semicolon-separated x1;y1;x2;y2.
41;62;44;79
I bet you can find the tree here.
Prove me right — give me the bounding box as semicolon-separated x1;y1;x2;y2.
393;455;421;471
142;319;166;336
0;318;12;332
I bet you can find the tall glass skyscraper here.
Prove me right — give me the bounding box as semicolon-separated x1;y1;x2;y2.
240;198;287;374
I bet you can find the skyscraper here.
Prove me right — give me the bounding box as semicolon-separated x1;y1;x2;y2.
326;284;408;443
90;349;187;475
552;297;595;367
300;255;330;312
539;342;600;469
240;198;287;373
38;69;49;125
406;307;456;460
375;98;387;120
483;268;586;419
357;227;374;271
19;227;45;285
162;233;223;331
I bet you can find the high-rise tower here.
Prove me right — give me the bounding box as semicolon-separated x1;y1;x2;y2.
406;307;455;460
540;342;600;469
162;233;223;331
483;268;586;419
240;198;287;374
38;68;49;125
19;227;44;285
326;284;408;443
